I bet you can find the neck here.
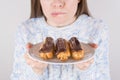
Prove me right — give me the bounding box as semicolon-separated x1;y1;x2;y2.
46;17;77;28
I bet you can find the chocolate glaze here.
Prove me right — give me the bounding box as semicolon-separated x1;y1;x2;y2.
39;37;54;53
69;37;82;51
56;38;67;54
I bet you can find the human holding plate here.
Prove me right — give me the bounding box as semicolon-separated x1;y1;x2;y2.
11;0;111;80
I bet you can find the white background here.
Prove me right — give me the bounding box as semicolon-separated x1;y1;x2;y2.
0;0;120;80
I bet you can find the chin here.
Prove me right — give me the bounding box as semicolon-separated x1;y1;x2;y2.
53;19;67;24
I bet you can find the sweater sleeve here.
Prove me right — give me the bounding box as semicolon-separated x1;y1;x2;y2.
91;20;111;80
10;22;45;80
10;24;27;80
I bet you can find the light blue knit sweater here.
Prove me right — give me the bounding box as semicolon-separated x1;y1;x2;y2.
11;14;111;80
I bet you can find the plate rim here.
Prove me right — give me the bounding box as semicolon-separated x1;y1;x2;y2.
28;42;95;65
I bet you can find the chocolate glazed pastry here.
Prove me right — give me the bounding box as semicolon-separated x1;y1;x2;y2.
56;38;70;61
69;37;84;60
39;37;54;60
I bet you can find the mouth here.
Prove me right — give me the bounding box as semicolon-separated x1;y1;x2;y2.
51;12;66;16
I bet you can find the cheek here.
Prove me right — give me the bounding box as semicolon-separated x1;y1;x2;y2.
40;1;51;15
41;5;51;17
67;2;79;14
68;5;78;15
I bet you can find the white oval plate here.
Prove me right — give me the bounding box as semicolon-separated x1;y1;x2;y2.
28;43;95;65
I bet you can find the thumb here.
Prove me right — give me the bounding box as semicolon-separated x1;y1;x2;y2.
26;42;33;50
88;43;98;49
26;42;33;53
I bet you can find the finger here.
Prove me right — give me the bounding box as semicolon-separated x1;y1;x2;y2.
78;62;91;70
83;59;94;69
32;67;44;74
76;64;88;70
24;53;27;58
24;54;31;65
79;58;94;65
35;62;48;68
76;59;92;68
75;58;94;70
24;53;31;60
31;64;36;68
88;43;98;48
86;58;94;64
26;42;33;50
24;53;34;65
84;62;90;67
90;58;94;63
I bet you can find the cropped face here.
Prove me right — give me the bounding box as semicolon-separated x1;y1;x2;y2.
40;0;80;27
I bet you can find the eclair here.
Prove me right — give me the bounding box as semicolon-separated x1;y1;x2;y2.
39;37;54;60
55;38;70;61
69;37;84;60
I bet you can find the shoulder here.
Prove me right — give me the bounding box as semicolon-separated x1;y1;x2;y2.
17;17;44;31
84;15;109;31
81;15;110;43
79;14;108;26
78;14;109;34
24;17;44;25
21;17;43;28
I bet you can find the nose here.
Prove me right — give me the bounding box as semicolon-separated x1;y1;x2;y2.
51;0;65;8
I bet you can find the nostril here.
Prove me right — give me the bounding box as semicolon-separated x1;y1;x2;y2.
51;1;65;8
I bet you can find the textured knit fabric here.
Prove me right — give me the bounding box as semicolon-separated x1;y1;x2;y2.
11;14;111;80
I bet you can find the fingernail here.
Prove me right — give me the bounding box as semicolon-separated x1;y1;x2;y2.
26;43;33;49
89;43;98;48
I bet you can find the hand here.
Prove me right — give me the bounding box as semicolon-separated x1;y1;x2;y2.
88;43;98;49
24;43;48;74
75;43;98;70
75;58;94;70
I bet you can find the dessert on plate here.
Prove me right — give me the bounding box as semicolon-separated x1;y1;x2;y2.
38;36;84;61
39;37;55;60
69;37;84;60
55;38;71;61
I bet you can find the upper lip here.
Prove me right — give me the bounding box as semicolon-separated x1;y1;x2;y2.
51;12;66;15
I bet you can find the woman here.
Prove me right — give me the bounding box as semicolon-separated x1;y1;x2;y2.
11;0;111;80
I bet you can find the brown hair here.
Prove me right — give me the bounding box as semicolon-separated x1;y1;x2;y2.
30;0;91;18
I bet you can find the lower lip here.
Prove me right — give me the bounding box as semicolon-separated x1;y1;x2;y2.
51;13;65;16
